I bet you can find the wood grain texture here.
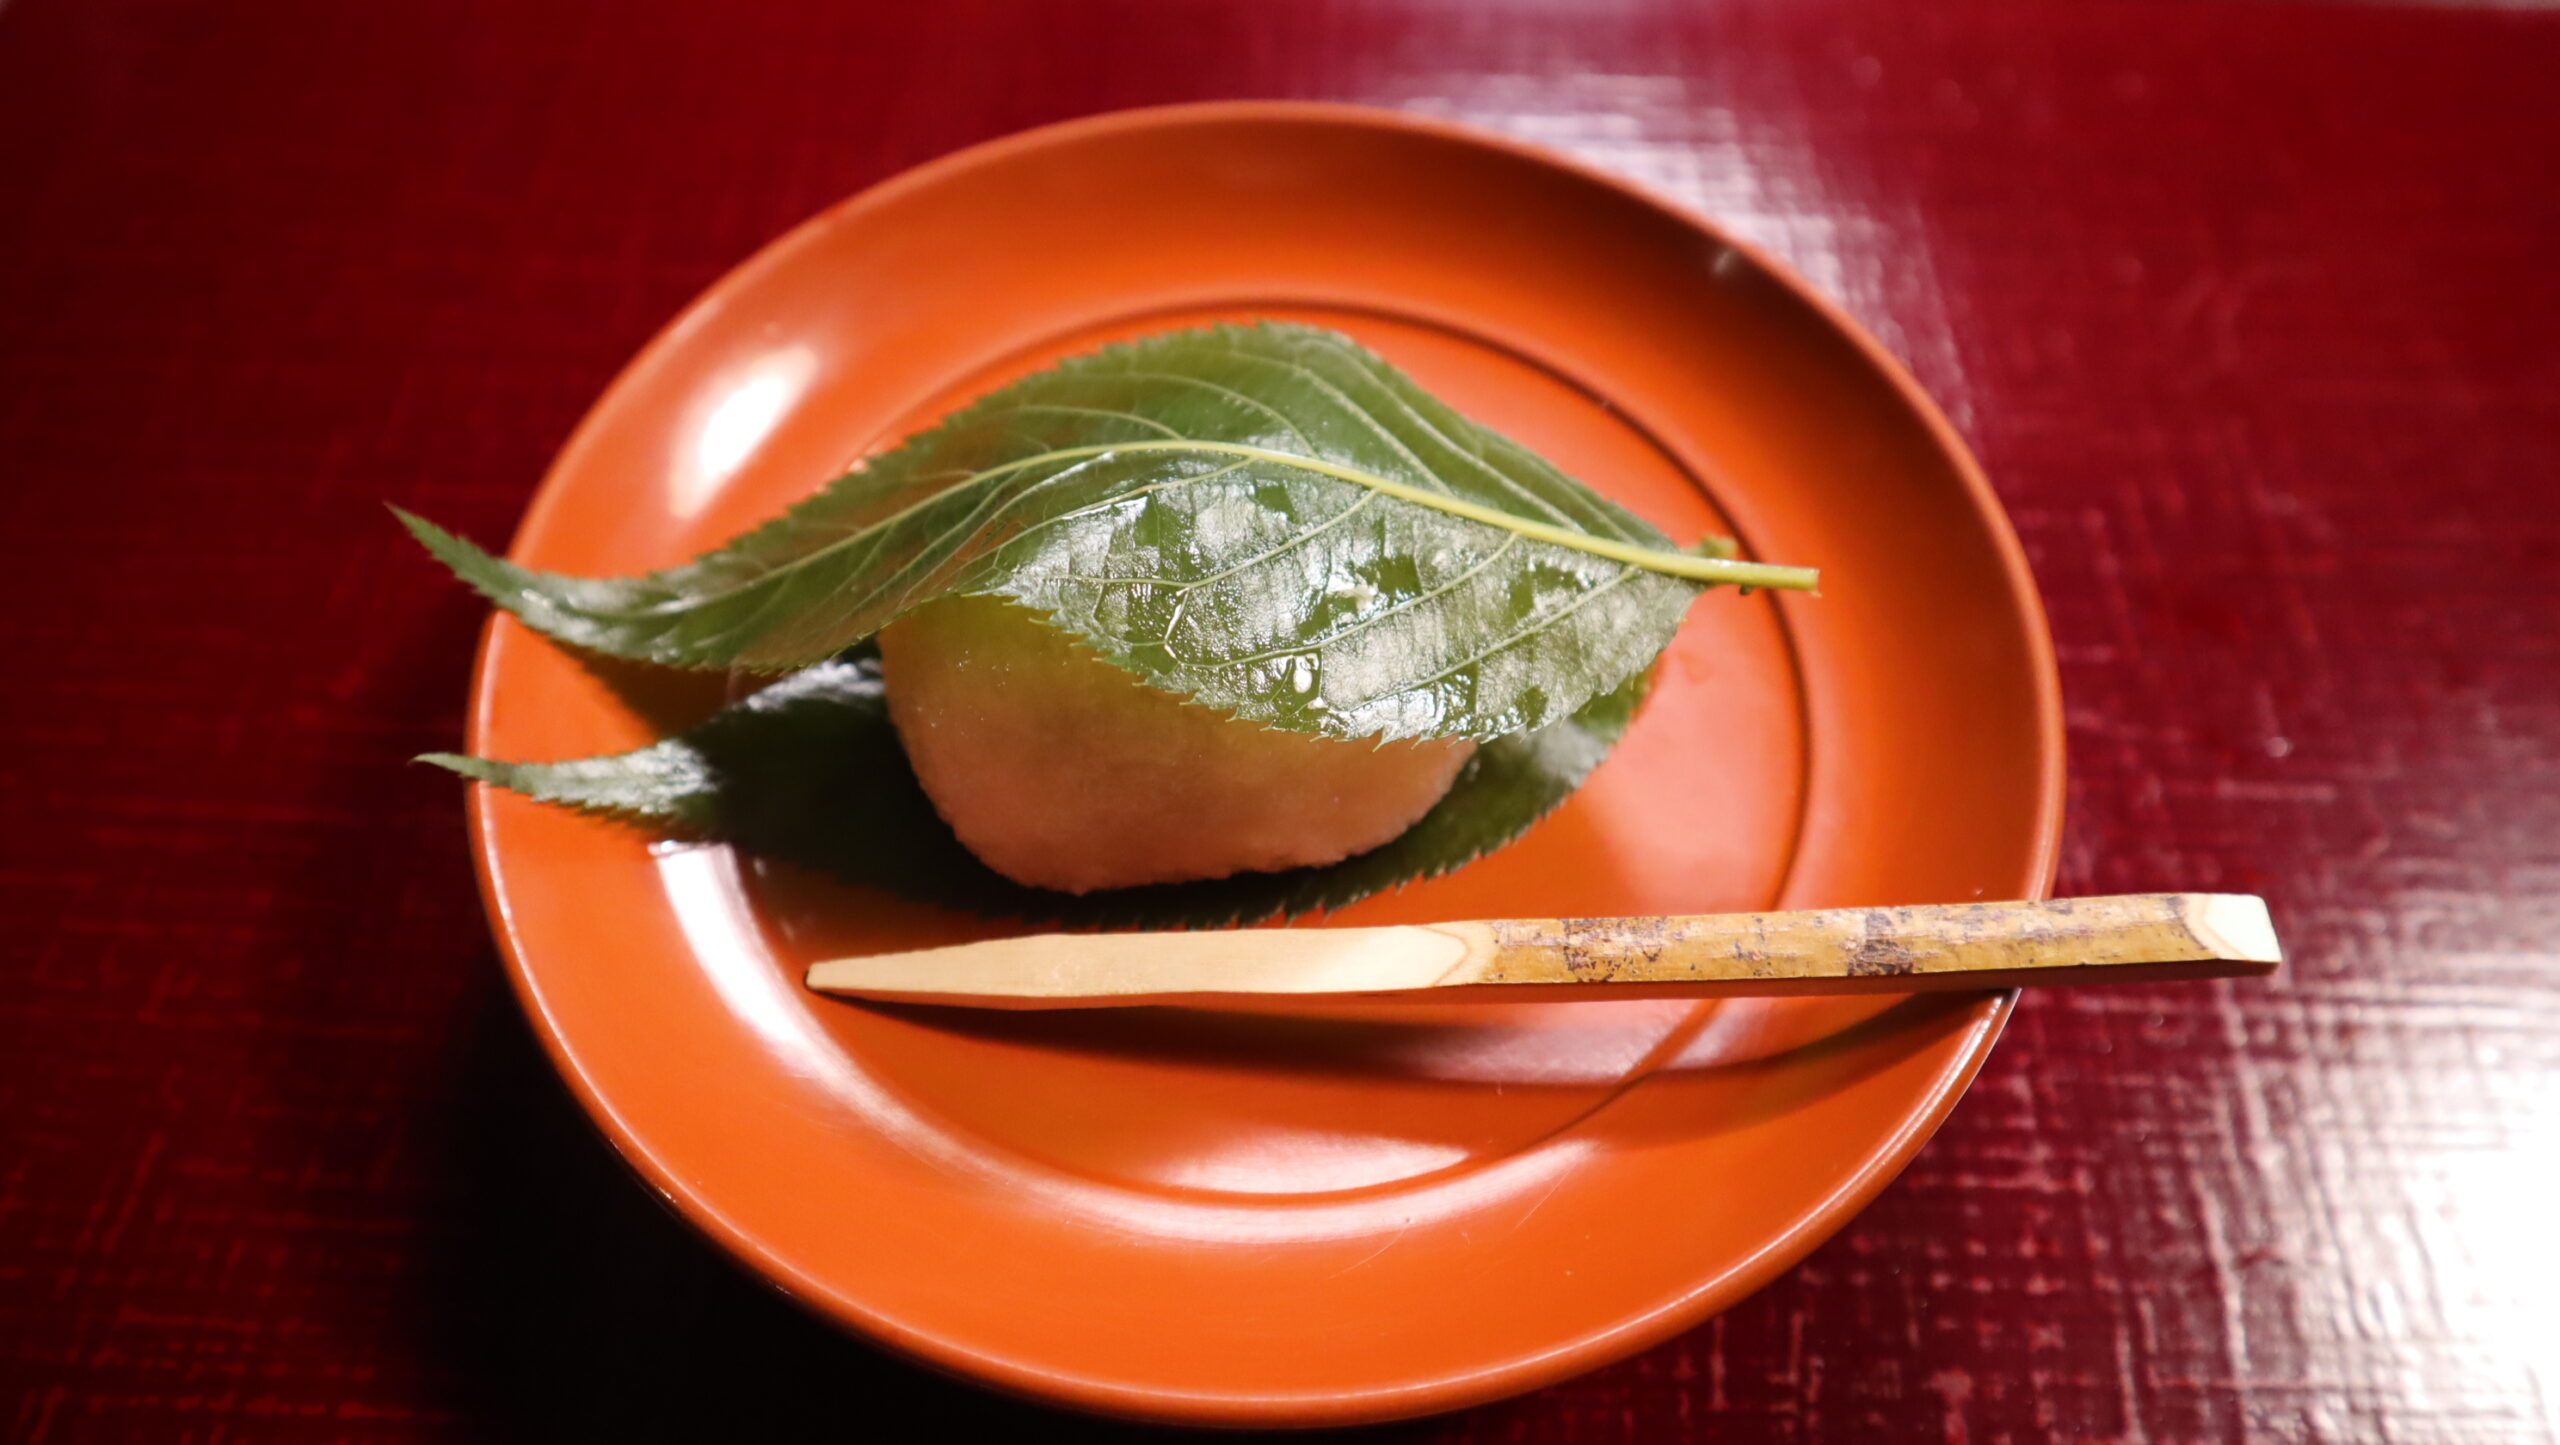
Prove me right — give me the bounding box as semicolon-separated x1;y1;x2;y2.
805;895;2281;1007
1;1;2555;1441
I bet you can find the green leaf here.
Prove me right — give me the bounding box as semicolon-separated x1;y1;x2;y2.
401;321;1810;743
422;653;1640;929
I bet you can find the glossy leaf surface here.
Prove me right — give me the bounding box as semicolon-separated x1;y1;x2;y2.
401;322;1809;742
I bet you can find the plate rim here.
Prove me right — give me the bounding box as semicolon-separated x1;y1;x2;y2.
457;100;2066;1425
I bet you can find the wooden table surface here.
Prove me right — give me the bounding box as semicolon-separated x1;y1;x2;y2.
4;2;2555;1440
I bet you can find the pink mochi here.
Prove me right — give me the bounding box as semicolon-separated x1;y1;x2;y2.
879;596;1475;894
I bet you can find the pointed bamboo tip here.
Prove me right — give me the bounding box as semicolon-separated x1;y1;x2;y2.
2184;894;2283;966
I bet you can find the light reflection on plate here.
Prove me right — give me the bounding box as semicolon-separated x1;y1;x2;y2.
662;842;1599;1241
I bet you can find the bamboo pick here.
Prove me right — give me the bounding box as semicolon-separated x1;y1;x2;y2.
802;893;2281;1010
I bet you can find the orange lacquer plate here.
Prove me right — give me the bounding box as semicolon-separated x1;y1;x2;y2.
463;104;2063;1426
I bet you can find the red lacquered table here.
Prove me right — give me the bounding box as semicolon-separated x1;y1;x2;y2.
3;2;2555;1441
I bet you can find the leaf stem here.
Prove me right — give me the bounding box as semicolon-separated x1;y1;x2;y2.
1065;441;1820;591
